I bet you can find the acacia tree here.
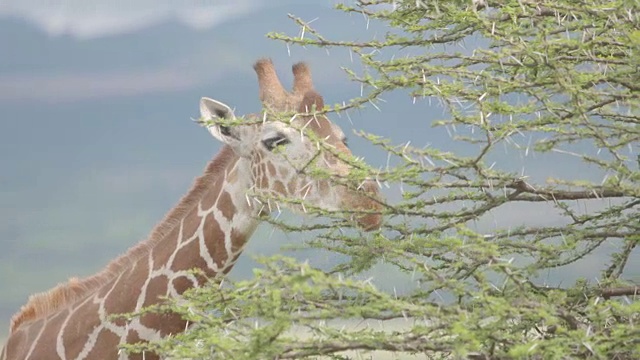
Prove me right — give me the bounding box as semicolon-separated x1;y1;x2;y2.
125;0;639;358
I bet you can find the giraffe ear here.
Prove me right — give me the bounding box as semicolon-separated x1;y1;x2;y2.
199;97;238;144
200;97;234;120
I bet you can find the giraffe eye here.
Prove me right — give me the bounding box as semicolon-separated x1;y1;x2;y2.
262;133;290;151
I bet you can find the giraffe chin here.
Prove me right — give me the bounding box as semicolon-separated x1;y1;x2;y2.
345;181;383;231
355;212;383;231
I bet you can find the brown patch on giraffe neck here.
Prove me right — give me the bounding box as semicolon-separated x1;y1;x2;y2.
9;146;238;333
62;297;101;359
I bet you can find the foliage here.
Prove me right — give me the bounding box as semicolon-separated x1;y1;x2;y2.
123;0;640;359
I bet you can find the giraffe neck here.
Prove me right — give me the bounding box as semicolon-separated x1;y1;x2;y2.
2;147;262;360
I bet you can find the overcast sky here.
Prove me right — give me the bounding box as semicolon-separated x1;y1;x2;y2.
0;0;283;38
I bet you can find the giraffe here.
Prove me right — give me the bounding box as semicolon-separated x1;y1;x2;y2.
1;58;384;360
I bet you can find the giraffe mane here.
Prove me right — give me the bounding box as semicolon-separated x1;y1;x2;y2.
9;145;237;333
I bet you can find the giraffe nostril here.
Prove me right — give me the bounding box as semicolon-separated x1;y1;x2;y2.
356;213;383;231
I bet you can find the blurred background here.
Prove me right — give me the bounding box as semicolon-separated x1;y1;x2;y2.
0;0;636;342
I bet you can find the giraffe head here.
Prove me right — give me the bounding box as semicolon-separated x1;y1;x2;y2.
199;58;383;230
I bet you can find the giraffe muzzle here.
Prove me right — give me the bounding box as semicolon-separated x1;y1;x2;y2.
347;180;383;231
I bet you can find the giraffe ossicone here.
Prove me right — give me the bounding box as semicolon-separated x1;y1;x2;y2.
1;58;384;360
